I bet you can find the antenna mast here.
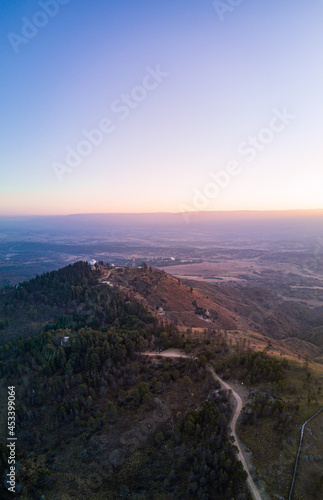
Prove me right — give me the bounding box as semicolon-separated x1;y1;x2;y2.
132;251;136;269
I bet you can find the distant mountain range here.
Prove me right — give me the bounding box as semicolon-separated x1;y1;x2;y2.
1;209;323;242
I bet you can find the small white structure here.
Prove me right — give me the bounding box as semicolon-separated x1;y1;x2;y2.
102;281;114;287
88;259;97;269
170;257;175;261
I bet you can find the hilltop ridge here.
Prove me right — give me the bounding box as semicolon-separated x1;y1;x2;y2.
99;264;322;341
0;261;322;499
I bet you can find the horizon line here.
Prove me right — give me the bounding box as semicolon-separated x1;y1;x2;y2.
1;208;323;218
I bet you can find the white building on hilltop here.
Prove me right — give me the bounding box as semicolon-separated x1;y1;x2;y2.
88;259;97;269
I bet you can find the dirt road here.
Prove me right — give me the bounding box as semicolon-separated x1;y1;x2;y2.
207;366;262;500
141;349;262;500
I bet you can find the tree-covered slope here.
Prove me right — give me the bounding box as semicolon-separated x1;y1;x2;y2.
0;262;156;345
0;262;250;499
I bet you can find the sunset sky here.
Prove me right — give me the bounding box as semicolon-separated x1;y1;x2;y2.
1;0;323;215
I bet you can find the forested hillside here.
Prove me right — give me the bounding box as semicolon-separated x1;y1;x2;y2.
0;262;155;345
0;262;249;499
1;262;321;499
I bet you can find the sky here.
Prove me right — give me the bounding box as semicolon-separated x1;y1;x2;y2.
1;0;323;216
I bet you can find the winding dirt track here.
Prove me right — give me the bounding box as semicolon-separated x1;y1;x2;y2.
142;349;262;500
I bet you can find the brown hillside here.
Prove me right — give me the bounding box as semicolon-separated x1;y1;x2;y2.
100;266;237;330
99;267;318;341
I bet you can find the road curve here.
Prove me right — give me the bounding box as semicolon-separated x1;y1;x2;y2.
207;366;262;500
141;349;262;500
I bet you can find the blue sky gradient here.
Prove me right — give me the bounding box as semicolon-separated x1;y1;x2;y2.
1;0;323;214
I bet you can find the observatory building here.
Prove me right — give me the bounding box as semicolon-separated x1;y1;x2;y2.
88;259;97;269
